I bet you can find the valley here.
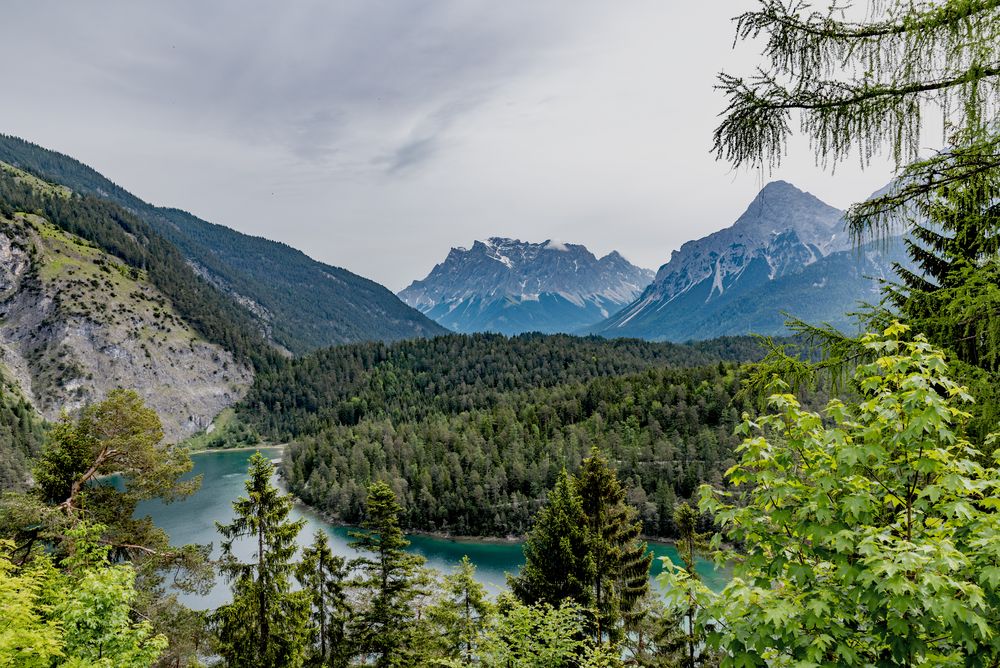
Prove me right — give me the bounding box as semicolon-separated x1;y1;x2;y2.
136;448;726;610
3;2;999;666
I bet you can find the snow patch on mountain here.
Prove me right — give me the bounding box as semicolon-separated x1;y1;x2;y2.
399;237;654;335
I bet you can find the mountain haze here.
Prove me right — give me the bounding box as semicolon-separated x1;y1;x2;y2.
399;238;653;335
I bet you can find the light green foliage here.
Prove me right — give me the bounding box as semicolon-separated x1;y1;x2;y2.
214;452;310;668
0;539;63;665
56;524;168;668
183;408;261;451
34;389;196;510
19;389;210;594
0;524;167;667
478;597;619;668
668;325;1000;666
1;392;209;667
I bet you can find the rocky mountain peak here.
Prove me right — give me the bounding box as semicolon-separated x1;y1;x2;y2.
589;180;906;342
398;238;653;335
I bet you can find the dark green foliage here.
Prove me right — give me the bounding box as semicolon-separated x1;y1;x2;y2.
0;167;276;369
285;361;748;538
0;134;448;354
575;449;652;645
509;469;594;609
0;374;45;491
243;332;764;440
214;453;310;668
348;481;426;667
887;153;1000;372
296;530;351;667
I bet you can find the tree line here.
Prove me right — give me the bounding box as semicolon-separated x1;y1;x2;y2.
238;332;769;440
283;363;753;539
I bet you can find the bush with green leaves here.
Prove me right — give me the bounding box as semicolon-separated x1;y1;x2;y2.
0;523;167;667
663;324;1000;666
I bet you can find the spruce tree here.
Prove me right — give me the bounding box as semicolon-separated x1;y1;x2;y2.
671;502;715;668
574;449;651;646
886;156;1000;372
214;452;310;668
510;469;593;609
427;555;493;663
348;480;425;667
296;529;351;667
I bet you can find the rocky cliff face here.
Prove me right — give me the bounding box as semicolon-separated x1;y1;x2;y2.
399;238;653;335
641;180;846;307
0;213;252;442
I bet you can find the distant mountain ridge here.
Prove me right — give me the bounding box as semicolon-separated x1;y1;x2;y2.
0;134;448;354
399;237;653;335
590;181;906;340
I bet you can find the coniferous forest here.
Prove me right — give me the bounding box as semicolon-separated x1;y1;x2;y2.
3;0;1000;666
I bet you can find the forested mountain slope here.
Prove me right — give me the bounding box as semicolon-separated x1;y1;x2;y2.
0;163;252;448
224;331;776;538
239;332;768;439
284;363;751;538
0;363;45;490
0;134;448;353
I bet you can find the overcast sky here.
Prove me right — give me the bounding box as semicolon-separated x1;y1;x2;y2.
2;1;901;291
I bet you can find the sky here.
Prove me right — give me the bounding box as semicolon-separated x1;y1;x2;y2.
1;1;902;291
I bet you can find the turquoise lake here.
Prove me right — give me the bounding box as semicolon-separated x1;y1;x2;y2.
136;447;726;610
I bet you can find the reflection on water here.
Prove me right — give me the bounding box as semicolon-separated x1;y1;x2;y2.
136;448;726;610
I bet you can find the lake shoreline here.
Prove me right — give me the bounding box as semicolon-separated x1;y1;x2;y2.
202;445;681;549
139;448;727;608
288;492;681;549
193;443;287;454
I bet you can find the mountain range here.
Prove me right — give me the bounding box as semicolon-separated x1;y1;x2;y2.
398;238;653;335
589;180;906;340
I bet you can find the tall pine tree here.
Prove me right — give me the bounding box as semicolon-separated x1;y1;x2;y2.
574;449;651;646
888;154;1000;372
509;468;594;610
348;481;425;667
427;555;493;663
214;452;310;668
296;529;351;667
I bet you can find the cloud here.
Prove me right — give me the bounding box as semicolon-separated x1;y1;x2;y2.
0;1;897;292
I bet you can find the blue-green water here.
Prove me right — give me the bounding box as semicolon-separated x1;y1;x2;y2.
136;448;726;610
